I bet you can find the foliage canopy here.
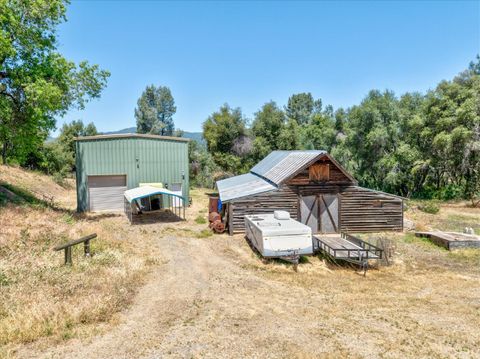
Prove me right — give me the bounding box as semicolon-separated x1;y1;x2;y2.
0;0;109;165
135;85;176;136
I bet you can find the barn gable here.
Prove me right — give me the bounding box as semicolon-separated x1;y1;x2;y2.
250;150;326;185
217;151;357;203
286;154;356;185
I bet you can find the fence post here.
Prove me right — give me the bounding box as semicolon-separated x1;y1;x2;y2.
65;247;72;265
84;240;90;257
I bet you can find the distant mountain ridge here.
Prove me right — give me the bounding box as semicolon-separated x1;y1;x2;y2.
102;127;204;144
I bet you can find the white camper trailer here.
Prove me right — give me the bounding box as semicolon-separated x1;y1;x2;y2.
244;211;313;263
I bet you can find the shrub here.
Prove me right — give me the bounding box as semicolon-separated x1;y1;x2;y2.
436;184;464;201
53;172;68;187
418;201;440;214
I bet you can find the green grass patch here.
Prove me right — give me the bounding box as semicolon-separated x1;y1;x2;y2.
402;233;444;250
196;229;213;238
0;185;26;207
62;213;76;225
0;182;52;208
299;256;310;264
194;215;207;224
0;271;10;286
0;191;7;207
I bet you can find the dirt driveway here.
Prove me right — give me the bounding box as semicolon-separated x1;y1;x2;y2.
11;188;480;359
16;232;479;358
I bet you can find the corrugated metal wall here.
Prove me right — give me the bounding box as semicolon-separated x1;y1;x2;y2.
76;137;189;212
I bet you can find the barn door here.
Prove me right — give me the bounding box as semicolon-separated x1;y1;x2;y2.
319;194;338;234
300;196;319;233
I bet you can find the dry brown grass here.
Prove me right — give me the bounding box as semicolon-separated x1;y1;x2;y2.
0;166;159;356
1;169;480;358
406;199;480;233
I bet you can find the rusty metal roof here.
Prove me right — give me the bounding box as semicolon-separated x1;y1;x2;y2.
216;173;276;202
250;150;326;185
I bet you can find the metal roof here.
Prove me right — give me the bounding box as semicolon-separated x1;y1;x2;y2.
75;133;189;142
124;186;184;203
216;173;276;202
250;150;326;185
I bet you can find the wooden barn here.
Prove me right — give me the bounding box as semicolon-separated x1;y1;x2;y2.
216;150;404;235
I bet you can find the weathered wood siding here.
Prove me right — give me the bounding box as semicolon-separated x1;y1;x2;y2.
287;157;352;185
228;185;403;234
229;186;298;234
339;187;403;232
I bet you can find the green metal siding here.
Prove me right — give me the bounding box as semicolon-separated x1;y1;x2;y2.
75;137;189;212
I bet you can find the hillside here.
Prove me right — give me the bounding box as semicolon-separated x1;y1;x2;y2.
0;166;158;355
102;127;204;144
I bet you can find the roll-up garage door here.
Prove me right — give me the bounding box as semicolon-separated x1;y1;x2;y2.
88;175;127;212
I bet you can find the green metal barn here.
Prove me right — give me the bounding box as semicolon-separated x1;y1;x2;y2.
75;134;189;212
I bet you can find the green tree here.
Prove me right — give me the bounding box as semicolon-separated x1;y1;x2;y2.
58;120;97;153
188;139;220;188
419;61;480;199
135;85;176;136
24;120;97;179
285;92;322;125
202;104;250;174
251;101;286;160
301;111;337;151
57;120;97;170
277;118;302;150
344;90;401;191
0;0;109;164
334;108;347;132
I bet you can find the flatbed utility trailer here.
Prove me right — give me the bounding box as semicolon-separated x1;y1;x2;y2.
314;233;383;274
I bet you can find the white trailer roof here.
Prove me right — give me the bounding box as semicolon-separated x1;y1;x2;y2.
245;214;311;237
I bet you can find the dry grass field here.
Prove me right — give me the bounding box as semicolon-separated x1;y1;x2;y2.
1;165;479;358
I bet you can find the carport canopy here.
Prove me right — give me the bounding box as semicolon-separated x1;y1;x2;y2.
124;185;184;203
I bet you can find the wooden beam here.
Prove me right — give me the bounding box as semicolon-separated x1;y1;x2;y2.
228;203;233;236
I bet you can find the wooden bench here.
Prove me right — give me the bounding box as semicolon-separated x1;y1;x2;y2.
54;233;97;265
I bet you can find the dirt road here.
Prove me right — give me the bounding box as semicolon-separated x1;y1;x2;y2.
19;233;331;358
16;225;480;359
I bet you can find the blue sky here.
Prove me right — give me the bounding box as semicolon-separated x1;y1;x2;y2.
55;0;480;134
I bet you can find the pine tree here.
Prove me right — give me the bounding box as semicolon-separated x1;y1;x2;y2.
135;85;176;136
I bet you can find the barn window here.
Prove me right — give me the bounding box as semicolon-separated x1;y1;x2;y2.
309;163;330;182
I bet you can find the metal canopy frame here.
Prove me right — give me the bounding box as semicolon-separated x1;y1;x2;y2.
124;192;186;224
